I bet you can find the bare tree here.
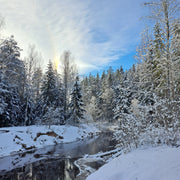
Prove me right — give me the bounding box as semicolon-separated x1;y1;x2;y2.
60;51;77;121
32;67;43;99
0;14;4;34
25;45;42;84
24;45;42;125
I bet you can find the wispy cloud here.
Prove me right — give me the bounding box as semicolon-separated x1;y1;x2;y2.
0;0;146;74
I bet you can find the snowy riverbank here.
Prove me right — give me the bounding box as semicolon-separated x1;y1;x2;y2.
0;124;100;157
87;146;180;180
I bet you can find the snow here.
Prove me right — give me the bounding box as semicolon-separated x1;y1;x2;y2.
87;146;180;180
0;124;100;157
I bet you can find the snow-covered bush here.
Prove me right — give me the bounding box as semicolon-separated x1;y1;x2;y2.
115;96;180;152
43;107;65;128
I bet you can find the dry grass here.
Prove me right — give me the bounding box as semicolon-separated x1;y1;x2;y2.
34;131;64;141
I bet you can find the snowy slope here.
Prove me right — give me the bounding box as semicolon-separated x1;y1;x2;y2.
0;124;100;157
87;146;180;180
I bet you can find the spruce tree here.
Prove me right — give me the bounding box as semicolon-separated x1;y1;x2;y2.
69;76;85;124
171;21;180;100
40;61;65;126
41;60;57;107
41;60;57;127
0;36;25;126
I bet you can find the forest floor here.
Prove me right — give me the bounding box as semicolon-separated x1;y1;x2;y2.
0;124;100;157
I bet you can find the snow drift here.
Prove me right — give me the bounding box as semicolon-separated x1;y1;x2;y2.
87;146;180;180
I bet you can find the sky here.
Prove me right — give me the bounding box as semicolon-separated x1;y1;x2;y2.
0;0;147;75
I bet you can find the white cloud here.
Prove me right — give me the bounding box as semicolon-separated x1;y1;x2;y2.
0;0;146;74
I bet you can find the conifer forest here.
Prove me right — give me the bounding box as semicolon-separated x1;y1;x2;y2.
0;1;179;178
0;0;179;147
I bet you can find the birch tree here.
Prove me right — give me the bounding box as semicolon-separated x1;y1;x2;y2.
24;45;42;125
60;51;77;121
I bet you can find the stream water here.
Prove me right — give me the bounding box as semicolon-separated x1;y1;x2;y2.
0;132;117;180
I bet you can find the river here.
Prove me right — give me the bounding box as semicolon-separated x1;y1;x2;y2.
0;131;117;180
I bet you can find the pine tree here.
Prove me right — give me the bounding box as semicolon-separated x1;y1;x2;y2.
107;66;114;88
101;70;107;93
95;72;101;96
101;87;114;122
0;79;11;127
54;70;65;125
152;22;166;96
41;61;57;107
69;76;85;124
41;61;57;127
144;0;180;100
0;36;25;95
113;86;132;121
0;36;25;126
153;22;164;59
81;76;91;105
171;21;180;100
88;73;96;97
41;61;65;126
114;66;124;86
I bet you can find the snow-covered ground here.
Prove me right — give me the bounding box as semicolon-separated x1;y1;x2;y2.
87;146;180;180
0;124;100;157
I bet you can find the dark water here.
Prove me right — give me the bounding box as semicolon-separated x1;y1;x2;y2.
0;132;117;180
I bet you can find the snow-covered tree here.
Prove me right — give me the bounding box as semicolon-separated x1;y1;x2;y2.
60;51;77;122
107;66;114;88
0;36;25;126
41;61;57;107
101;87;114;122
84;96;98;122
144;0;180;100
40;61;65;126
23;45;42;125
171;21;180;100
32;67;43;101
81;76;91;105
69;76;85;124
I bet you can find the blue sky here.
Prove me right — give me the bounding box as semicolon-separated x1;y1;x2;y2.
0;0;148;75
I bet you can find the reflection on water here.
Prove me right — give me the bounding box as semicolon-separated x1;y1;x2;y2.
0;132;117;180
0;158;79;180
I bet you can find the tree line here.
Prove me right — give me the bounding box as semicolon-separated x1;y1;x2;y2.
0;37;85;127
0;0;179;148
81;0;180;149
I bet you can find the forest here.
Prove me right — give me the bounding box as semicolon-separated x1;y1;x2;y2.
0;0;179;151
